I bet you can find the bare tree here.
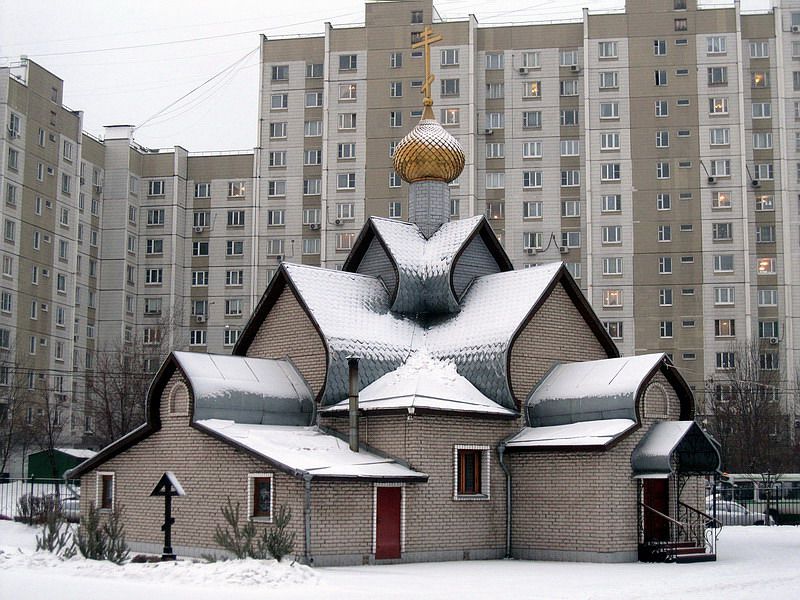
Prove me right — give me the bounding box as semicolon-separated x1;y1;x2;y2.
85;309;185;448
29;385;70;479
704;339;794;472
0;348;38;475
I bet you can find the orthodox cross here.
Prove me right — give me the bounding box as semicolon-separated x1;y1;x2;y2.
411;26;443;105
150;471;185;561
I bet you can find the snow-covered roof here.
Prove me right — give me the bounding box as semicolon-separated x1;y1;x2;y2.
321;351;516;417
526;354;666;427
631;421;720;478
196;419;427;481
504;419;636;450
54;448;97;459
370;216;484;315
284;261;563;409
172;352;313;426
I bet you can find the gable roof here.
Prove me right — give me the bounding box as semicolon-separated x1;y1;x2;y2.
343;216;513;315
320;350;516;417
172;352;314;425
67;352;315;478
196;419;427;481
526;353;670;427
631;421;721;478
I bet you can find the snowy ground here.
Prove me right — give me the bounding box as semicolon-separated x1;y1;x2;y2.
1;520;798;599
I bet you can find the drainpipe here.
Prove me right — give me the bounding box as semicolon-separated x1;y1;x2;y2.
303;473;313;565
348;357;360;452
497;442;512;558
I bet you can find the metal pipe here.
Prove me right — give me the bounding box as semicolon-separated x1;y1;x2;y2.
348;356;360;452
497;442;512;558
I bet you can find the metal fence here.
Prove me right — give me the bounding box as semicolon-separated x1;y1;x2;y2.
0;477;80;522
708;481;800;526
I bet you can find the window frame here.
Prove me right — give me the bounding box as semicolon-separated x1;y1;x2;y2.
454;446;489;500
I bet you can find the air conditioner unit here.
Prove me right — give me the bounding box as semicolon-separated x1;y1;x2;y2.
93;184;102;193
707;176;717;184
792;25;800;33
195;315;206;323
751;179;761;188
80;176;85;185
193;226;205;233
794;419;800;428
308;223;320;230
7;125;18;138
334;219;343;226
518;67;528;74
484;128;494;135
769;337;779;345
525;248;536;255
276;254;284;262
559;246;570;254
570;65;581;73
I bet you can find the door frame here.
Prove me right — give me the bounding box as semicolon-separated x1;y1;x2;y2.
642;478;671;543
373;483;404;558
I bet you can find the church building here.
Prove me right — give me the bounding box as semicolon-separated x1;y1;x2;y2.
69;27;720;566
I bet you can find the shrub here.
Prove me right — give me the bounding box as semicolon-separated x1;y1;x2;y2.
213;497;295;561
35;506;76;559
76;502;129;564
16;494;59;525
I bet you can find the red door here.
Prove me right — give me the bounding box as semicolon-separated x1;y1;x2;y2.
643;479;670;543
375;487;401;559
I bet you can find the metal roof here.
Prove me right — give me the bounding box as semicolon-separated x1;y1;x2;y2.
284;261;563;409
631;421;721;479
370;216;484;315
505;419;637;450
172;352;314;426
526;354;666;427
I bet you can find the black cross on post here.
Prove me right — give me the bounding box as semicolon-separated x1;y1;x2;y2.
150;471;185;561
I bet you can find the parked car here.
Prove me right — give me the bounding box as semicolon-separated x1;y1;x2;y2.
59;494;80;522
705;498;775;526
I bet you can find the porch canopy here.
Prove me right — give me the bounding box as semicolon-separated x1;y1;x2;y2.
631;421;720;479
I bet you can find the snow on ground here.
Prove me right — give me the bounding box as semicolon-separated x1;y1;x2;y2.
1;520;798;599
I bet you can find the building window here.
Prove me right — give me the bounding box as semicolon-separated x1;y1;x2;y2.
751;71;769;88
228;181;247;197
598;41;618;59
335;233;355;252
709;128;729;146
752;102;771;119
602;289;623;307
521;81;540;99
602;194;621;212
228;210;246;227
655;100;668;117
656;193;671;211
755;195;773;212
339;54;357;71
248;474;273;520
192;241;209;256
658;225;672;242
709;97;728;115
147;209;165;226
560;79;578;96
226;240;244;256
654;40;667;56
561;231;581;248
714;254;734;273
660;321;673;338
485;53;504;70
98;473;114;510
658;256;672;274
602;225;622;244
521;111;540;129
656;162;670;179
560;170;580;187
710;159;730;177
562;200;580;217
271;93;288;110
758;288;777;307
337;173;356;190
601;163;621;181
561;140;579;156
389;171;402;188
659;288;673;306
715;319;736;337
522;141;542;159
674;18;687;32
603;321;623;339
271;65;288;81
600;102;619;119
303;179;321;196
305;63;323;78
707;66;727;86
757;257;776;275
522;51;540;69
560;109;578;126
712;222;733;241
486;172;505;190
389;111;402;128
267;180;286;197
760;353;779;371
559;50;578;67
654;70;668;86
602;257;623;276
714;287;735;305
455;446;489;499
440;48;459;66
304;120;322;137
337;143;356;160
190;330;207;346
389;81;403;97
755;225;775;244
338;83;356;102
600;132;620;151
440;108;460;125
305;91;323;107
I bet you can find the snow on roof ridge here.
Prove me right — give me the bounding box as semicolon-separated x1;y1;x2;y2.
283;261;382;281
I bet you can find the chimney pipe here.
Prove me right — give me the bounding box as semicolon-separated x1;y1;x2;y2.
348;357;360;452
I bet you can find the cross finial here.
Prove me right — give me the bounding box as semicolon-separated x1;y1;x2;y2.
411;26;443;107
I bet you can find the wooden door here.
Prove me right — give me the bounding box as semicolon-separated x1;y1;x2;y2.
643;479;670;542
375;486;401;559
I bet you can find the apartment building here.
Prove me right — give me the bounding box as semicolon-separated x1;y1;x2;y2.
2;0;799;460
257;0;800;434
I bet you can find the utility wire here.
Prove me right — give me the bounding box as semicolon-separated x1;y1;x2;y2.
134;47;258;132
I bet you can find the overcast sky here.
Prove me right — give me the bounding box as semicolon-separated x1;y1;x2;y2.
1;0;772;151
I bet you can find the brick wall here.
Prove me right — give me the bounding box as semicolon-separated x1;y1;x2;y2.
507;370;704;562
80;372;308;557
247;286;327;396
508;283;610;410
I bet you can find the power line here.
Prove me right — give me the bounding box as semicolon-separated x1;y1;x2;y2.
0;11;359;61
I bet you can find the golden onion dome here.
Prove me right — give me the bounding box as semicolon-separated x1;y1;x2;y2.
392;102;465;184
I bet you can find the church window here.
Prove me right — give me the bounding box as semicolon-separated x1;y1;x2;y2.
454;446;489;499
248;473;273;521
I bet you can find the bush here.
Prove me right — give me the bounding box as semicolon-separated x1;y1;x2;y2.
213;497;295;561
16;494;59;525
76;502;129;564
35;506;76;559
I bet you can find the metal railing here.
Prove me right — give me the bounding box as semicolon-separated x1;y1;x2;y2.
638;501;718;562
0;477;80;522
